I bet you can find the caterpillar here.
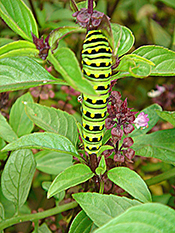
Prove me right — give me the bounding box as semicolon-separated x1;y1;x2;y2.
81;29;112;155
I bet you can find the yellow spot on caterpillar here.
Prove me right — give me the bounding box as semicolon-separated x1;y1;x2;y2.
92;99;96;104
106;48;109;52
103;99;106;103
99;30;102;33
106;62;109;66
98;137;101;141
110;71;112;75
93;86;98;90
83;110;87;114
89;38;92;41
99;125;103;130
88;49;92;54
89;126;93;130
83;135;86;139
105;73;109;77
83;123;86;127
101;113;105;117
89;138;93;142
95;74;99;78
105;85;108;89
95;48;99;52
86;72;91;76
89;146;92;149
86;61;91;66
96;63;100;66
84;96;87;100
96;145;99;149
82;50;84;53
90;113;95;118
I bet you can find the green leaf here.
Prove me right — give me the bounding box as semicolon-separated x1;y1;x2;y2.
33;223;52;233
150;19;171;48
49;26;84;49
0;203;5;222
73;192;141;227
116;54;154;78
0;56;65;93
9;93;34;137
0;40;38;59
48;49;97;95
42;181;65;202
0;138;7;161
0;113;18;142
155;110;175;127
130;104;162;137
111;23;135;57
25;102;78;145
0;38;14;47
158;0;175;8
93;203;175;233
108;167;152;203
1;132;78;156
132;128;175;163
35;150;73;175
97;145;113;157
48;164;94;198
133;45;175;76
69;210;96;233
1;149;36;209
0;0;38;41
95;155;106;176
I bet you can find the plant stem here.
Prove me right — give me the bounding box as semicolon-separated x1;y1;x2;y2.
145;167;175;186
88;0;93;14
0;201;78;231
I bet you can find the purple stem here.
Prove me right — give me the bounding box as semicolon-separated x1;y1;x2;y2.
88;0;93;14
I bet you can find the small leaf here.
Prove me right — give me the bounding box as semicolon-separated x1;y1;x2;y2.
132;128;175;163
73;192;141;227
93;203;175;233
33;223;52;233
116;54;154;78
155;110;175;127
0;40;38;59
35;150;73;175
69;210;96;233
108;167;152;203
25;102;78;145
48;164;94;198
133;45;175;76
9;93;34;137
1;132;78;156
49;26;84;49
0;113;18;142
48;49;97;95
42;182;65;202
0;0;38;41
130;104;162;137
1;149;36;209
0;56;65;93
95;155;106;176
111;23;135;57
97;145;113;157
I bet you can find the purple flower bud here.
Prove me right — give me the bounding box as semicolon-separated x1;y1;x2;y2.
123;124;135;134
114;151;125;163
123;148;135;160
111;127;123;139
134;112;149;129
105;118;116;129
122;137;134;148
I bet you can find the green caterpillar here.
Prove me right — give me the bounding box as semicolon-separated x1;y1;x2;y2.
81;29;112;155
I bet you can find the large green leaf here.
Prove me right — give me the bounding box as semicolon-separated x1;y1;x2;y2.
0;40;38;59
48;164;94;198
0;113;18;143
73;192;140;227
35;150;73;175
32;223;52;233
0;203;4;222
25;102;78;145
108;167;152;203
47;49;97;95
1;132;78;156
9;93;34;137
133;45;175;76
155;110;175;127
0;0;38;41
1;149;36;210
94;203;175;233
111;23;135;57
0;56;65;93
69;210;96;233
132;128;175;163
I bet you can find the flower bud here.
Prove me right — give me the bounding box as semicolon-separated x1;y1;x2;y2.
123;124;134;134
122;137;134;148
123;148;135;160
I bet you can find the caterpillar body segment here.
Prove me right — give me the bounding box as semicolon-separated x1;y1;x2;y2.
81;30;112;155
